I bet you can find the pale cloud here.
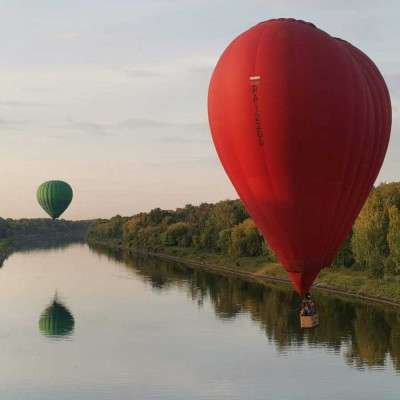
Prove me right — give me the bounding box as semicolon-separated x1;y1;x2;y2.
71;121;109;136
0;100;51;107
116;118;207;130
52;32;80;41
54;118;209;143
158;135;207;144
119;68;161;78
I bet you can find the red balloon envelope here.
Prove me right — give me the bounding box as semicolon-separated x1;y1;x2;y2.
208;19;391;296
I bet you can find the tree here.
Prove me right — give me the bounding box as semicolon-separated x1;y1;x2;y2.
200;223;219;251
262;241;278;262
387;205;400;274
230;219;264;257
217;229;232;254
185;203;214;236
332;232;354;268
137;226;162;246
122;215;145;241
0;218;12;239
162;222;191;247
351;184;397;276
146;208;173;226
211;200;247;231
352;203;386;276
107;215;124;239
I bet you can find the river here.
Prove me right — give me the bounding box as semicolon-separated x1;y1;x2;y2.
0;241;399;399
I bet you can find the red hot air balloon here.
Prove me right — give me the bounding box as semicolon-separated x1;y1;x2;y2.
208;18;391;297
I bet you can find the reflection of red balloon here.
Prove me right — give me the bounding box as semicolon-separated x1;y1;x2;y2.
208;19;391;296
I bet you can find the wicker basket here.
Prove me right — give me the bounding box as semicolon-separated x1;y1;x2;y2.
300;313;319;328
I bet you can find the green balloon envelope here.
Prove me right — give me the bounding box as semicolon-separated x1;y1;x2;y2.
37;180;73;219
39;299;75;337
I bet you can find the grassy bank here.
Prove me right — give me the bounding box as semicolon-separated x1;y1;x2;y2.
89;239;400;305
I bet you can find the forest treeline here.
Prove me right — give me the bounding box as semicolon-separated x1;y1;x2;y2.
0;218;91;265
86;182;400;278
0;218;90;238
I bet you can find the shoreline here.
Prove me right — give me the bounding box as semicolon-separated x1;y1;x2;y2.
88;239;400;308
0;229;88;267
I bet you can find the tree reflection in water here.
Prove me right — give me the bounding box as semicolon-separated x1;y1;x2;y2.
15;234;85;254
89;244;400;371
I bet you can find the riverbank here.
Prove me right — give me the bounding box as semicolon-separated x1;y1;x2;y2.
88;239;400;307
0;222;90;267
13;230;86;251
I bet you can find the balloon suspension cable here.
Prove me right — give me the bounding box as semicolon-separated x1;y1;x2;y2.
291;302;303;313
277;295;304;313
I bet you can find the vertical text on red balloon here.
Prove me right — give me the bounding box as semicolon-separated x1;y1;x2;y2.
252;85;264;146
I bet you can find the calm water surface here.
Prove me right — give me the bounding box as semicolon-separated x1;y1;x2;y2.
0;241;400;399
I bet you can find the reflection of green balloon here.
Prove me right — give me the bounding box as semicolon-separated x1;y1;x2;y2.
37;180;73;219
39;297;75;337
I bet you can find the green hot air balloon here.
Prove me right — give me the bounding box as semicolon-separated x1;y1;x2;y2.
39;295;75;338
37;180;73;220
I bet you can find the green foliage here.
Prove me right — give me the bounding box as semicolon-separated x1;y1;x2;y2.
122;215;144;241
200;223;219;251
162;222;191;247
87;201;256;256
262;241;278;262
332;232;354;268
387;205;400;273
137;226;161;246
86;182;400;278
230;219;264;257
10;218;90;235
0;238;13;267
0;218;12;239
217;229;232;253
86;216;125;240
351;183;400;277
146;208;173;226
210;200;248;230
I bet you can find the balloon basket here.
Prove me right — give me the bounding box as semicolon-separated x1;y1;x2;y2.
300;313;319;329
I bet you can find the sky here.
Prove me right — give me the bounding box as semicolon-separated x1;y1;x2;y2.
0;0;399;220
